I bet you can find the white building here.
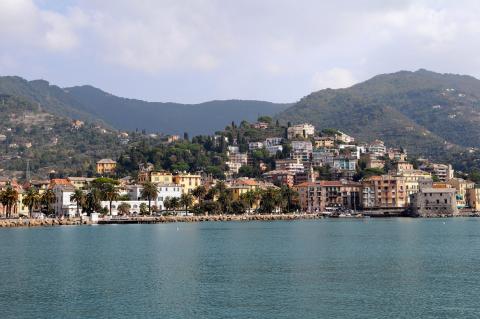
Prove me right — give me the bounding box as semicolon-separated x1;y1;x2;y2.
248;142;264;151
335;131;355;144
265;137;283;147
126;184;183;211
266;145;283;156
53;184;78;217
287;123;315;139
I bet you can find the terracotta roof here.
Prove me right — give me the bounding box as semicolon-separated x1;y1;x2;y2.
50;179;73;188
234;179;259;186
97;158;117;164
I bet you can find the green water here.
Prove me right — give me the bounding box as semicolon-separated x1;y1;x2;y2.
1;218;480;318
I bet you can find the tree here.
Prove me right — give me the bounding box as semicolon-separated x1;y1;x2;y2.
0;190;8;217
84;191;100;216
23;187;40;218
117;202;131;216
139;203;149;215
169;197;180;215
141;182;158;215
217;188;232;214
191;185;207;204
180;193;194;215
70;189;85;217
257;116;272;124
258;188;281;214
280;185;298;213
163;197;172;214
240;190;260;214
41;189;55;216
231;200;246;215
102;183;119;215
2;186;19;218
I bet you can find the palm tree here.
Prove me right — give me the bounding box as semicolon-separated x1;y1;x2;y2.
240;190;260;214
191;185;207;204
70;189;85;217
258;188;281;214
280;185;298;213
102;183;119;215
22;187;40;218
180;193;194;216
163;197;172;214
141;182;158;215
169;197;180;215
0;189;8;217
41;189;56;216
217;188;232;215
3;186;19;218
84;191;99;216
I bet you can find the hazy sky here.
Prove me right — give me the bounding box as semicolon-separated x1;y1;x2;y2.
1;0;480;103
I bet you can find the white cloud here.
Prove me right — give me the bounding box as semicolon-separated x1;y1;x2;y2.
0;0;84;52
3;0;480;102
311;68;357;91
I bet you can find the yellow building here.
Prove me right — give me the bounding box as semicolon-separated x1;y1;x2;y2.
394;170;432;203
96;159;117;174
67;177;95;190
467;187;480;211
138;171;174;184
447;178;475;208
173;173;202;194
229;179;261;201
314;137;335;149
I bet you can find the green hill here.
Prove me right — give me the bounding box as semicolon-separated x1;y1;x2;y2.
276;69;480;165
0;94;129;179
0;76;290;135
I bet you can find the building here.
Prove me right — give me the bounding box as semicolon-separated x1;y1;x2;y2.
420;163;454;182
446;178;475;208
67;177;94;190
124;183;183;211
290;141;313;162
361;175;407;209
262;170;295;187
248;142;264;151
394;161;414;173
387;148;407;161
252;122;269;129
367;140;386;157
410;182;458;217
266;145;283;156
314;137;335;149
296;180;361;213
333;157;357;171
226;153;248;175
467;186;480;211
138;171;174;184
265;137;283;147
53;183;77;217
275;158;305;174
394;170;432;203
335;131;355;144
365;156;385;170
312;148;337;167
173;173;202;194
287;123;315;139
96;159;117;174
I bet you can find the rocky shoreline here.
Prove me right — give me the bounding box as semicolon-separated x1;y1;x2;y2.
0;214;325;228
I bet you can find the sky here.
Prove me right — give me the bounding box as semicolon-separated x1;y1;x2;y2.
1;0;480;104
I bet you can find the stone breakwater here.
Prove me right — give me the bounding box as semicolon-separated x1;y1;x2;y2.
0;218;90;228
102;214;323;224
0;214;323;228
